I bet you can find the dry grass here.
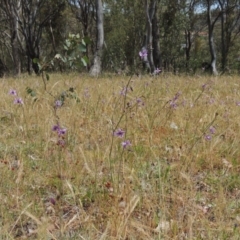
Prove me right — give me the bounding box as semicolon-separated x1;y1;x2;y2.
0;72;240;239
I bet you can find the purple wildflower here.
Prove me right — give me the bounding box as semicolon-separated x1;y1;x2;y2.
173;92;181;101
169;92;181;108
205;135;212;141
120;87;127;96
137;97;145;106
209;126;216;134
52;124;60;132
84;88;90;98
236;101;240;106
153;68;162;75
139;48;148;60
55;100;62;108
9;89;17;96
209;98;215;104
170;101;177;109
202;83;207;90
14;98;23;105
49;197;56;205
122;140;131;148
114;129;125;138
58;128;67;136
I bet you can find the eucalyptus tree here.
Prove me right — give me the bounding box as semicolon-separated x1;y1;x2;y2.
217;0;240;72
68;0;95;37
182;0;204;71
89;0;104;77
67;0;103;76
161;0;186;72
17;0;65;74
142;0;156;72
103;0;145;73
0;0;22;76
204;0;220;75
67;0;95;65
137;0;163;73
152;1;161;69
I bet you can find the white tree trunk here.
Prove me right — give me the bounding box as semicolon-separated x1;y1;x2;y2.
141;0;156;73
89;0;104;77
207;0;218;76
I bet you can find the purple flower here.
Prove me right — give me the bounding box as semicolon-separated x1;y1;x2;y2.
58;128;67;136
122;140;131;148
52;124;60;131
137;98;145;106
153;68;162;75
14;98;23;105
139;48;148;60
170;101;177;109
55;100;62;108
49;197;56;205
209;98;215;104
52;123;67;135
9;89;17;96
84;88;90;98
236;101;240;106
120;87;127;96
52;124;67;146
202;83;207;90
173;92;181;101
114;129;125;138
205;135;212;141
169;92;181;109
209;126;216;134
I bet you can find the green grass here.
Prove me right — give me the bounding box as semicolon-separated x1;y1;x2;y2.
1;73;240;239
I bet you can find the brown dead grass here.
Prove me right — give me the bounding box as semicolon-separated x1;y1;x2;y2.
0;73;240;239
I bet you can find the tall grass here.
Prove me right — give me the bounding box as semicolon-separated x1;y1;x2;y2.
0;73;240;239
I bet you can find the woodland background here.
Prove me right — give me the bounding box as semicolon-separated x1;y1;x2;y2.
0;0;240;77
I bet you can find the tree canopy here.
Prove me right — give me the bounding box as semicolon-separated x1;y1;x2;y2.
0;0;240;76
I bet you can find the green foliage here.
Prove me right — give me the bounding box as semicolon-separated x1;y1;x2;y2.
31;34;90;87
57;87;80;104
26;87;36;97
103;0;145;71
55;34;90;70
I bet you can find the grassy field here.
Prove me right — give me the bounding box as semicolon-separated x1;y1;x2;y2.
1;73;240;239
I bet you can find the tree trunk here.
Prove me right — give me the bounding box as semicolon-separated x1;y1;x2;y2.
11;14;21;76
152;2;161;69
207;0;218;75
89;0;104;77
27;55;32;75
185;29;192;71
220;7;226;72
1;0;21;76
146;0;156;73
